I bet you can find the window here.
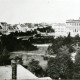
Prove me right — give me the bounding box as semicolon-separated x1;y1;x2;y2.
75;29;76;32
77;23;78;26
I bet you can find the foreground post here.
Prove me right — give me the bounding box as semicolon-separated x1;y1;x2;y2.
11;60;17;80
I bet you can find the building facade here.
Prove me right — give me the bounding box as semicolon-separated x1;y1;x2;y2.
52;18;80;37
66;18;80;36
52;23;68;37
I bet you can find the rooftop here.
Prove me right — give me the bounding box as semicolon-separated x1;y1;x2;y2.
0;64;37;79
0;64;52;80
53;23;66;26
66;18;80;23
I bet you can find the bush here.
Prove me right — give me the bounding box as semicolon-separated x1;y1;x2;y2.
0;48;10;66
27;59;45;77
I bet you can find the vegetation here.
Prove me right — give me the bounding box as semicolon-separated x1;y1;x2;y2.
0;40;10;65
47;33;77;55
0;33;38;65
1;28;80;80
1;34;38;51
37;26;54;33
17;33;80;79
27;59;45;77
45;33;80;79
46;46;74;79
30;36;54;44
73;50;80;79
10;30;37;36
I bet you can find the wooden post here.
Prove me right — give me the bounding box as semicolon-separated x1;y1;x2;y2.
11;60;17;80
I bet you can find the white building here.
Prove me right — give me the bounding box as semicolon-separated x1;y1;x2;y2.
52;23;68;37
15;24;29;32
52;18;80;37
66;18;80;36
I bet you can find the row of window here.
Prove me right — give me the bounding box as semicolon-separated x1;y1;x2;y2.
55;31;66;32
55;29;79;32
67;23;80;26
73;29;78;32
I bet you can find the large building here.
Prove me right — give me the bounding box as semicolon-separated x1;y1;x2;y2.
66;18;80;36
52;18;80;37
52;23;68;37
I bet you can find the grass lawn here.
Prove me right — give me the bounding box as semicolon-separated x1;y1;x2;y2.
9;44;51;69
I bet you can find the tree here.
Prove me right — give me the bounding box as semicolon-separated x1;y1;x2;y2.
74;50;80;79
47;46;74;79
47;36;64;55
63;32;72;45
0;48;10;65
68;45;75;53
74;34;80;41
27;59;44;77
1;34;38;51
56;54;73;79
57;46;69;55
1;35;18;51
47;58;60;79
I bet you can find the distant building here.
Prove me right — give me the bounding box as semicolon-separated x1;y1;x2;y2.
0;22;8;32
14;23;35;32
52;23;68;37
13;24;28;32
0;22;15;34
66;18;80;36
52;18;80;37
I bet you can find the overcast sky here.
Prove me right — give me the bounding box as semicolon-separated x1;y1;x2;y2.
0;0;80;24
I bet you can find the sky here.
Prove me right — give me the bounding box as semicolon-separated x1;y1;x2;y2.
0;0;80;24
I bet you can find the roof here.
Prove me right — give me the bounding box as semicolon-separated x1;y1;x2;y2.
53;23;66;26
66;19;80;23
0;64;37;79
0;64;52;80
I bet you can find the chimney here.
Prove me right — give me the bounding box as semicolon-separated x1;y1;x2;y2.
11;60;17;80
